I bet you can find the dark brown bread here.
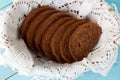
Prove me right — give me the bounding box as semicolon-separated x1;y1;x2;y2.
60;20;87;63
20;6;102;63
34;12;70;61
26;9;57;51
50;19;77;63
20;6;51;39
69;22;102;61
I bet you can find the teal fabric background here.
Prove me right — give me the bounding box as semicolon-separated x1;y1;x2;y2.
0;0;120;80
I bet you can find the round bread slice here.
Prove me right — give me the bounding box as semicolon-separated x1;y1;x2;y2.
41;17;71;63
50;19;77;63
69;23;102;61
34;12;70;62
25;9;57;52
60;20;87;63
20;6;51;39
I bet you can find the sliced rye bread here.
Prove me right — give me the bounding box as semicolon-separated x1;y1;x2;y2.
34;12;70;62
20;6;102;63
20;6;51;39
50;19;77;63
69;22;102;61
60;20;87;63
41;17;71;63
25;9;57;52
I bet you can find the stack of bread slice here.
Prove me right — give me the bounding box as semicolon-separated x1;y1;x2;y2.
20;6;102;63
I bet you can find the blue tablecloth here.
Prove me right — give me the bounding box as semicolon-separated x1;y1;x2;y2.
0;0;120;80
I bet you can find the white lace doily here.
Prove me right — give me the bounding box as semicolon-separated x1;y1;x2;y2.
0;0;120;80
